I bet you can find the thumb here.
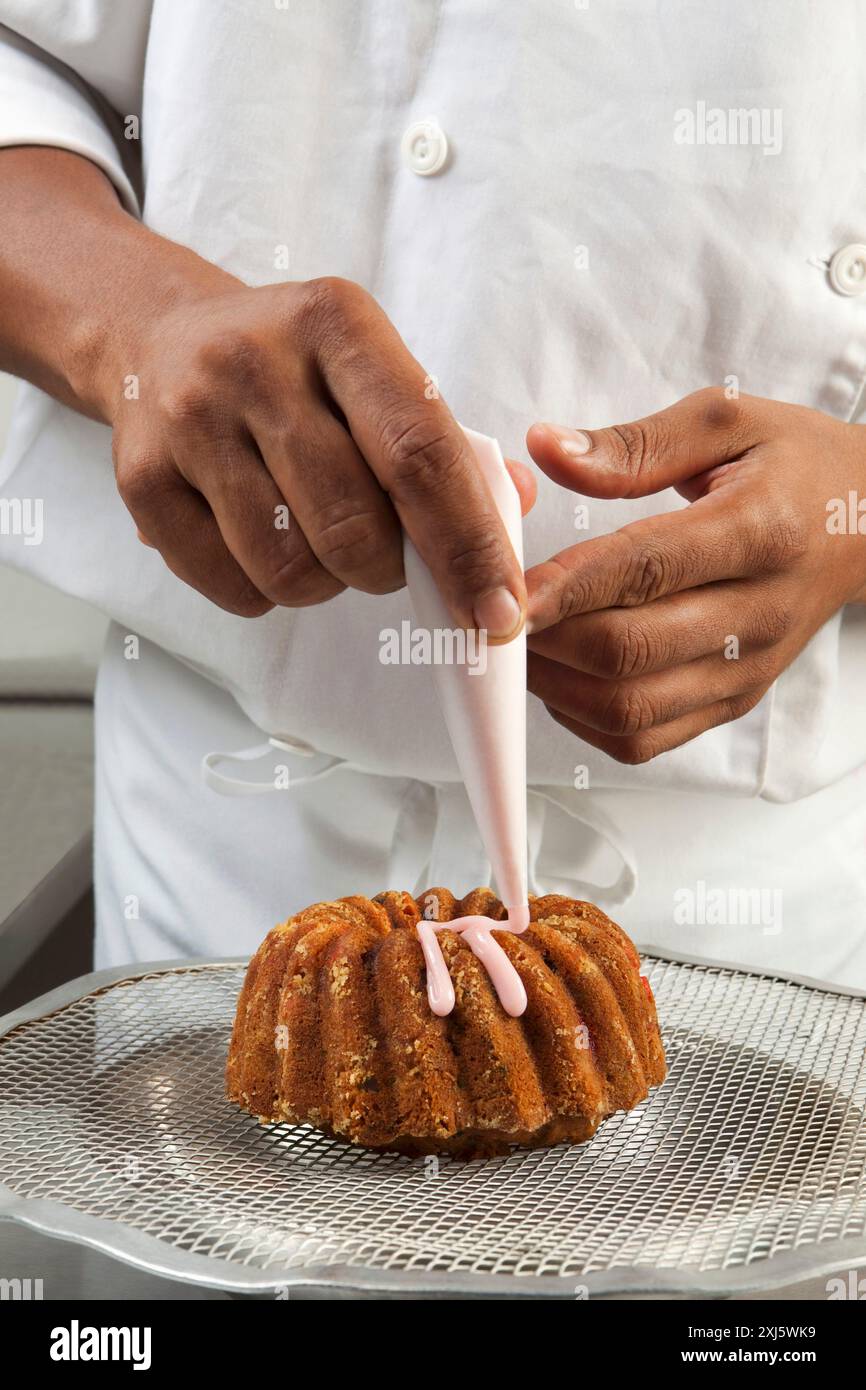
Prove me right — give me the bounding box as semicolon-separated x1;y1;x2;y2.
526;388;756;500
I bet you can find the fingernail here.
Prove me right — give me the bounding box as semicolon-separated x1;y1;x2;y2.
544;425;593;458
473;586;523;639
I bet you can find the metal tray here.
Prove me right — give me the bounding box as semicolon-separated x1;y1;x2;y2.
1;955;864;1298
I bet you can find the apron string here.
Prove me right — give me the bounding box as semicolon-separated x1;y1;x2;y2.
201;736;354;796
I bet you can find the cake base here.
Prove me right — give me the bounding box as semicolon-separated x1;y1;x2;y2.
251;1109;602;1159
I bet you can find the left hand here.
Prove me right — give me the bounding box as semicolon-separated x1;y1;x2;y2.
524;388;866;764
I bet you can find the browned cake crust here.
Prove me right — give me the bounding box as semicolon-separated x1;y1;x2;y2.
226;888;666;1158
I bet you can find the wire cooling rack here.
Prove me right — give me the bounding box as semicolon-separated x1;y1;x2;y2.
0;956;864;1298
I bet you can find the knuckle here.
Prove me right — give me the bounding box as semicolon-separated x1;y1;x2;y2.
585;616;651;679
445;525;506;592
621;536;679;606
227;582;273;619
690;385;742;434
582;622;621;678
751;594;794;646
298;276;369;333
549;555;592;626
116;450;165;512
760;508;808;570
609;420;650;478
744;649;779;687
198;330;265;388
609;413;677;487
595;683;654;738
262;544;343;607
725;689;765;723
688;386;758;460
381;415;462;492
608;733;659;766
312;507;395;586
616;619;655;678
160;379;215;429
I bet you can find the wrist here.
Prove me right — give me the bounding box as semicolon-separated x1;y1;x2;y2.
69;223;242;423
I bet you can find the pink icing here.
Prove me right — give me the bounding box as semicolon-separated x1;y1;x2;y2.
416;903;531;1018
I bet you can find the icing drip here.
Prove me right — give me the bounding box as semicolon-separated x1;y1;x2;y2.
416;903;531;1018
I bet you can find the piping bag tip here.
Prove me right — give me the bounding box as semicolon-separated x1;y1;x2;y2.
505;902;531;933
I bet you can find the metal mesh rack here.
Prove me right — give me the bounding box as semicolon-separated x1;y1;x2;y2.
0;956;864;1297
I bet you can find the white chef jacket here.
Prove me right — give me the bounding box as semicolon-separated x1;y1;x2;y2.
1;1;865;985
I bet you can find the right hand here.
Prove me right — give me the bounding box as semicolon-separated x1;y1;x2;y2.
109;275;533;635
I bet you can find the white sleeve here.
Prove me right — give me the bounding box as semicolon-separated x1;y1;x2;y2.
0;1;153;216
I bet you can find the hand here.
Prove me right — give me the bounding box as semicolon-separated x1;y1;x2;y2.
524;388;866;764
0;149;532;631
111;275;533;629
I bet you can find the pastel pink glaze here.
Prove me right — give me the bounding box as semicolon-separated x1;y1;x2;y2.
416;903;531;1017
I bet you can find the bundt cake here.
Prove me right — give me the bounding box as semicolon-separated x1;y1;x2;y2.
226;888;665;1158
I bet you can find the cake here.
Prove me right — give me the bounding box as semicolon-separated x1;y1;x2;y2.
226;888;666;1157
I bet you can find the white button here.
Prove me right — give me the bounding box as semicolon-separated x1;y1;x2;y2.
829;244;866;296
401;119;449;176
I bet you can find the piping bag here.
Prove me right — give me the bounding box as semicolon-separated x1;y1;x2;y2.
403;427;530;1018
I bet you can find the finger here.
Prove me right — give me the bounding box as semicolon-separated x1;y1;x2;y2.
526;387;760;500
527;645;772;738
306;278;526;639
542;690;766;766
251;397;404;594
527;579;791;678
177;429;345;608
119;463;274;617
505;457;537;518
526;488;795;630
